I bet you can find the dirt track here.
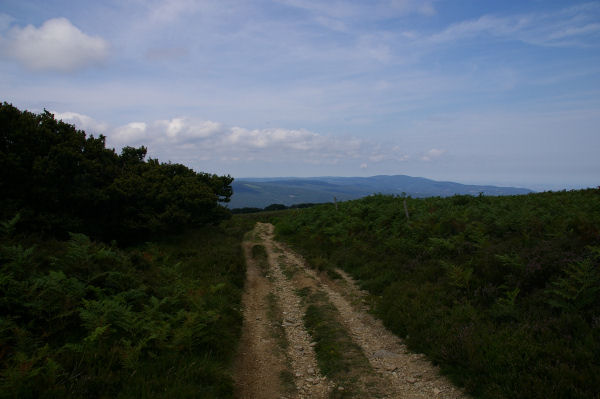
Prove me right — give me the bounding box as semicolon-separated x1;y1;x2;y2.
234;223;468;399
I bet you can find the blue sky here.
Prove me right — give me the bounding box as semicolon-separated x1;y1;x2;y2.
1;0;599;190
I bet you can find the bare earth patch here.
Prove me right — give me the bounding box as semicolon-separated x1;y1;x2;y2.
234;241;288;399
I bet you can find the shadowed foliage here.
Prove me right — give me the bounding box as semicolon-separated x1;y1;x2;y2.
0;102;233;243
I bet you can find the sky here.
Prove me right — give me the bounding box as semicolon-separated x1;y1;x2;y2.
1;0;599;190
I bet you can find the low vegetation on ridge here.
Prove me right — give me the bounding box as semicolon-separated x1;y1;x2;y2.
275;191;600;398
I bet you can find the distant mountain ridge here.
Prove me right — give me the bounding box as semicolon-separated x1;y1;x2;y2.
229;175;533;209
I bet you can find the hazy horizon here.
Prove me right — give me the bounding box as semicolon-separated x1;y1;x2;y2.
1;0;598;190
233;174;594;192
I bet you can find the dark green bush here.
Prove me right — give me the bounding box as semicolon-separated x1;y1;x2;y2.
0;103;233;243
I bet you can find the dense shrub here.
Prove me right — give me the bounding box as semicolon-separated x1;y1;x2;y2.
0;102;233;243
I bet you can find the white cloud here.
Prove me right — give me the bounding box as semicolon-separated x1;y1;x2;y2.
1;18;109;72
53;111;109;135
421;148;446;161
360;163;368;169
156;118;223;141
53;111;418;169
548;23;600;40
428;4;600;47
112;122;148;144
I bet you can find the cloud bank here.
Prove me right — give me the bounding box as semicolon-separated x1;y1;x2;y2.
1;18;109;72
55;112;429;170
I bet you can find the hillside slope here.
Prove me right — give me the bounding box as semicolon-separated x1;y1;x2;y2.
230;175;532;208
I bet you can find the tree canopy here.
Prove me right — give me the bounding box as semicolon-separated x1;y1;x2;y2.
0;102;233;242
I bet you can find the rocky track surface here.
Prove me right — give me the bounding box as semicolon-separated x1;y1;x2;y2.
235;223;469;399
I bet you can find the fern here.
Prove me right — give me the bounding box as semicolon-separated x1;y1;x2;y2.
545;249;600;312
498;287;520;307
1;244;35;276
79;297;135;333
442;261;473;291
29;271;86;323
428;237;456;254
495;253;524;271
0;213;21;237
84;324;111;344
51;233;93;270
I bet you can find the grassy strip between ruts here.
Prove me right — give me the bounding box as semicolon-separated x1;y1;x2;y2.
252;240;297;396
302;288;376;398
265;292;297;396
251;244;269;277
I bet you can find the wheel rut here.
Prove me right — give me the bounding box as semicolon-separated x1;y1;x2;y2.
235;223;468;399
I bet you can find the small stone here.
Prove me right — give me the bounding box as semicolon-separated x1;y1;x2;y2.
406;377;417;384
309;342;317;347
307;367;315;375
305;377;314;383
295;372;303;378
255;317;261;320
337;386;344;391
433;388;442;395
295;346;304;351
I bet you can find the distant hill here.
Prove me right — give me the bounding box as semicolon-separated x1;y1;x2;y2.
229;175;533;208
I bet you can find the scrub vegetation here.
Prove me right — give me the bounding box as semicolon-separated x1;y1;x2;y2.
275;191;600;398
0;103;251;398
0;221;252;398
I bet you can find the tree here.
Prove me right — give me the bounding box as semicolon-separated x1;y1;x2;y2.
0;103;233;242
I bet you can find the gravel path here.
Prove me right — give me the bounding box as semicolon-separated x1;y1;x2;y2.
236;223;469;399
234;241;288;399
258;223;333;399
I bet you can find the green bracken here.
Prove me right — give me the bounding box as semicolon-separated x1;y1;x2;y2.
0;218;254;399
275;191;600;398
